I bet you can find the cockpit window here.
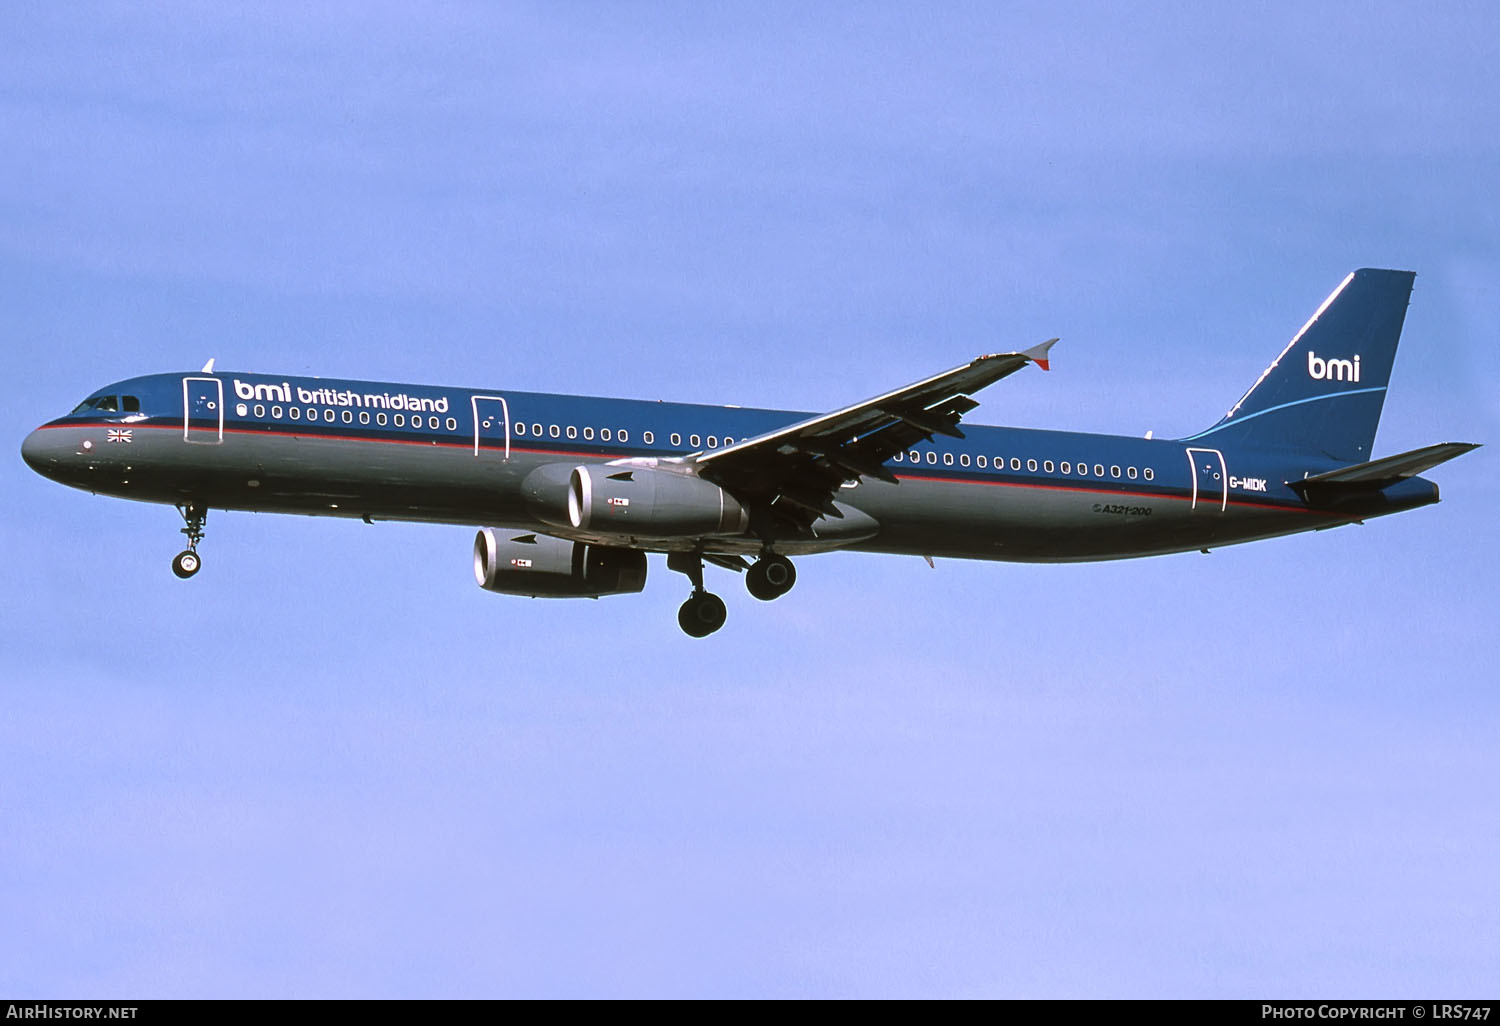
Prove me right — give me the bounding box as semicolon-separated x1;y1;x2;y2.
123;395;140;413
70;395;119;414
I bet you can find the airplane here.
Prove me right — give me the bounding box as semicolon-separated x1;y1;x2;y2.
21;268;1479;637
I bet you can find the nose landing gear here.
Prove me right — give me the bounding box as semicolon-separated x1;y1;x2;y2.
171;503;207;579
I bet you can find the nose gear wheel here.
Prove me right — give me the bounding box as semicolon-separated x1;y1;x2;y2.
171;503;207;579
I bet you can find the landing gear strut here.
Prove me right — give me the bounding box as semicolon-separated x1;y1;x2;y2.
172;503;207;579
746;553;796;601
668;552;727;638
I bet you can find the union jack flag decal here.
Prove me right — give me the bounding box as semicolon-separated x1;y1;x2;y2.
107;429;132;443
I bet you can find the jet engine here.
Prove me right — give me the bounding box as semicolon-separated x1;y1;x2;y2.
565;464;750;538
473;529;646;598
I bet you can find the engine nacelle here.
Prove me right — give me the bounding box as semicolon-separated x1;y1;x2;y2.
473;529;646;598
566;464;750;538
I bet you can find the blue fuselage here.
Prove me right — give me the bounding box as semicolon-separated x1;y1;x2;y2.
20;369;1439;563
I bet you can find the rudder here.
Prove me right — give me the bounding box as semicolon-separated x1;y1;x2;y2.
1183;268;1415;462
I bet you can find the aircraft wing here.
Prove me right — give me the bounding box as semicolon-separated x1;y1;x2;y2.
691;340;1057;531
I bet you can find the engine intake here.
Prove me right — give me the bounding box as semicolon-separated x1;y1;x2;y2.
566;464;749;538
473;529;646;598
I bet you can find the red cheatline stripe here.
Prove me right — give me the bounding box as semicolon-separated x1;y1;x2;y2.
38;421;1323;515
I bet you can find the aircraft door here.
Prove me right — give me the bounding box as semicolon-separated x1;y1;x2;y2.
472;395;510;459
1185;447;1227;512
183;377;224;444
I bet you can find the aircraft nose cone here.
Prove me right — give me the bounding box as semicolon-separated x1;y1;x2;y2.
21;427;59;475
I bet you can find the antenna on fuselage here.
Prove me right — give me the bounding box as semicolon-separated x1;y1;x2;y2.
201;358;216;373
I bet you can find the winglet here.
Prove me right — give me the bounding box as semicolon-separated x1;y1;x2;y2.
201;358;216;373
1023;338;1058;371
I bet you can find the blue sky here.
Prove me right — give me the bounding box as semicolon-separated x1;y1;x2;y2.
2;2;1496;997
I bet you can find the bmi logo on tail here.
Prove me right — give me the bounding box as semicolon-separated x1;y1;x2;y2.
1307;351;1361;382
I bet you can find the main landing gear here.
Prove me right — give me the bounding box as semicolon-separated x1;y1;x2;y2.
668;550;798;637
678;590;728;638
745;553;796;601
668;552;727;638
171;503;207;579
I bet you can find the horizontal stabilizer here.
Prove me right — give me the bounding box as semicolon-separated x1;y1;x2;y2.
1290;441;1480;497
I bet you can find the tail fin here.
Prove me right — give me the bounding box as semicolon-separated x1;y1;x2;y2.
1183;268;1416;462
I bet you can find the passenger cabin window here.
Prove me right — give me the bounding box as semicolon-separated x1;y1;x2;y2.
977;456;987;468
567;426;577;439
643;431;654;444
671;433;681;446
583;427;594;440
